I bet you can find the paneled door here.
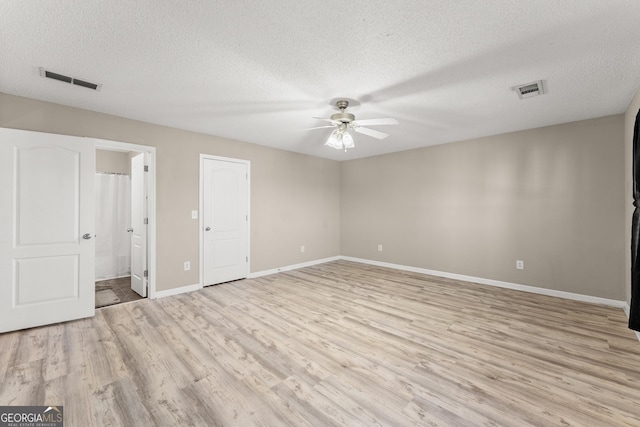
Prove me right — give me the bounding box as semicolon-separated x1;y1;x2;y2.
130;152;147;297
0;128;95;333
202;157;249;286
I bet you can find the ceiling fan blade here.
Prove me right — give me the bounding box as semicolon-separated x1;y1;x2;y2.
302;125;336;131
354;126;389;140
353;118;398;126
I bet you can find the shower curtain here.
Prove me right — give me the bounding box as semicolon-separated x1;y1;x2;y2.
95;173;131;280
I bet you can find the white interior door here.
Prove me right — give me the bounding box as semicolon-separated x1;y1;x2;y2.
202;158;249;286
130;152;147;297
0;128;95;333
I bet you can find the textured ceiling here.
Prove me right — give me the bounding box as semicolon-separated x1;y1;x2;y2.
2;1;640;161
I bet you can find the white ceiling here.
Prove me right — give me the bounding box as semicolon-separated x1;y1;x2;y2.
2;1;640;161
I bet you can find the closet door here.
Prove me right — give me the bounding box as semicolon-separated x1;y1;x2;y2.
0;128;95;333
202;157;249;286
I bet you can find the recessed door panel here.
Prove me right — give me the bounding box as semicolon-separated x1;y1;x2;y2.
211;170;239;232
16;146;79;246
15;255;79;305
212;239;241;268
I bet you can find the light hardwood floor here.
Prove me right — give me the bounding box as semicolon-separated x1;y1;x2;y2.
1;260;639;426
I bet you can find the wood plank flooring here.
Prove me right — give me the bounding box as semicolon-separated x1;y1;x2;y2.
1;260;639;426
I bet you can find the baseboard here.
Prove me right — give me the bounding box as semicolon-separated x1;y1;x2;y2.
96;274;131;282
250;256;341;279
624;302;631;318
154;283;201;299
252;255;627;309
150;256;640;344
340;256;627;309
623;302;640;343
153;256;340;298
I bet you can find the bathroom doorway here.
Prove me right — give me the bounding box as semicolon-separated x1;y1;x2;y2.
95;149;143;308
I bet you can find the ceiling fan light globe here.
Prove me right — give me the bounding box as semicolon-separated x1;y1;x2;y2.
325;129;342;149
342;132;355;149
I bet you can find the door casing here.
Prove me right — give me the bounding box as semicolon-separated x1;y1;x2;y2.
94;139;156;299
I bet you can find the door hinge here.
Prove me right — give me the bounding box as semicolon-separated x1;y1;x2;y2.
144;218;148;225
144;165;149;172
246;256;248;262
144;270;148;278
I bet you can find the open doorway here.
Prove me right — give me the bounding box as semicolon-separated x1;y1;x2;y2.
94;139;156;308
95;149;139;307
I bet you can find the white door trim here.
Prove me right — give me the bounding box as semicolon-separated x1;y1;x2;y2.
93;139;157;299
199;154;251;288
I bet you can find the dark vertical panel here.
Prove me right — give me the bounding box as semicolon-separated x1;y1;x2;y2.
630;109;640;331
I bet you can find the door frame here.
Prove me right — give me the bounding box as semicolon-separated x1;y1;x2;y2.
94;139;157;299
199;154;251;288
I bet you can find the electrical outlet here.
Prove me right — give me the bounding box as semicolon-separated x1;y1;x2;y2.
378;244;383;252
191;210;198;219
184;261;191;271
300;245;305;253
516;260;524;270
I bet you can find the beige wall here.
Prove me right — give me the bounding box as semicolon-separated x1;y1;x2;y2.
625;88;640;305
96;149;130;174
1;91;628;301
341;115;626;300
0;93;341;292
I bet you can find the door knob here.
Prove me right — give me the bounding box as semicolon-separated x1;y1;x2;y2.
82;233;93;240
127;228;133;232
205;227;211;231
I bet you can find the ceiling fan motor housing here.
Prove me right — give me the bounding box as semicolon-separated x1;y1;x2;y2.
330;112;355;123
330;99;355;123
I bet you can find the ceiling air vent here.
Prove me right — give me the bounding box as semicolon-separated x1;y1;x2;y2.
513;80;544;99
39;67;102;91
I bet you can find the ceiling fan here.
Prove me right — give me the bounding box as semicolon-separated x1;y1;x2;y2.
307;100;398;151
